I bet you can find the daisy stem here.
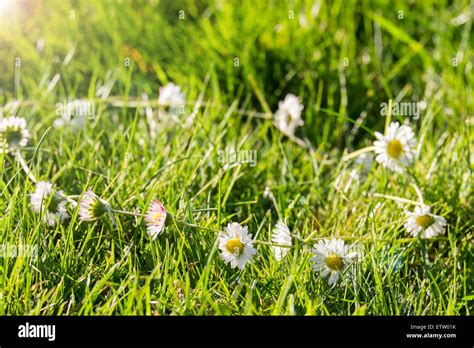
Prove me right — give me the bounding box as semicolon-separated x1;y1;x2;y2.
259;235;449;247
112;207;222;233
112;209;145;217
106;206;447;246
16;151;37;183
105;205;450;246
303;230;320;243
342;146;376;162
103;97;274;118
67;195;82;199
253;240;294;248
56;192;78;207
409;178;425;205
411;182;425;205
372;193;424;206
304;236;448;244
235;108;272;119
291;233;305;242
286;133;308;148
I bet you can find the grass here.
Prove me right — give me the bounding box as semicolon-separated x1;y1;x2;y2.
0;0;472;315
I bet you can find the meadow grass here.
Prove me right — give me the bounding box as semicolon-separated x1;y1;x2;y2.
0;0;472;315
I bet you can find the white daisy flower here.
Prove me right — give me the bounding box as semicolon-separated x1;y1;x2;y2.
144;200;167;240
0;116;30;153
373;122;417;173
271;220;292;261
311;238;357;285
274;94;304;136
78;189;111;221
218;222;256;270
30;181;69;226
158;83;185;118
405;205;447;238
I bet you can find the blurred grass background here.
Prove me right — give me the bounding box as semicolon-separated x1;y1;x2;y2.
0;0;472;147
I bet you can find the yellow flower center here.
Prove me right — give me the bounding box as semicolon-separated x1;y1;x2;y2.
152;212;163;223
226;238;244;255
325;254;344;271
416;214;434;229
387;139;403;158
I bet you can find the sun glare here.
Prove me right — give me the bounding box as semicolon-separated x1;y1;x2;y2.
0;0;13;13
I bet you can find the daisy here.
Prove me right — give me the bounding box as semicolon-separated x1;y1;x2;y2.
274;94;304;136
271;220;292;261
311;238;357;285
158;83;185;117
78;189;111;221
145;200;167;240
30;181;68;226
0;116;30;153
405;205;447;238
218;222;256;270
373;122;417;173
